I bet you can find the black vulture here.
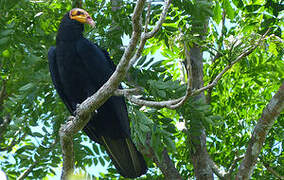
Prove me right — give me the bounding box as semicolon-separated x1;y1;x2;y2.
48;8;147;178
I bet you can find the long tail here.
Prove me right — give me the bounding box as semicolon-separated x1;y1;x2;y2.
100;136;147;178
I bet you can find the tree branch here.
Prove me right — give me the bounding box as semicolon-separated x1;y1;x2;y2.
0;131;27;152
17;140;58;180
128;0;172;68
120;30;269;109
59;1;147;179
236;82;284;180
17;162;37;180
208;158;225;180
0;115;11;142
152;149;183;180
262;162;284;180
0;79;7;110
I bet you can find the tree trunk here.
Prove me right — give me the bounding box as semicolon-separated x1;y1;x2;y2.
188;45;213;180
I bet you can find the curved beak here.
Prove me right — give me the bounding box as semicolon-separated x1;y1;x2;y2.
86;16;95;28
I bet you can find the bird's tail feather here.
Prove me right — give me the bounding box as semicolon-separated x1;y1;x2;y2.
100;136;147;178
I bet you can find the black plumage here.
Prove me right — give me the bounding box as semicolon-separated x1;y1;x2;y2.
48;9;147;178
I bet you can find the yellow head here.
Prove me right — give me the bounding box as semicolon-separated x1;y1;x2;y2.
69;8;95;27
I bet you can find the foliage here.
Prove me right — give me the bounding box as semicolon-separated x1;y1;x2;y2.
0;0;283;179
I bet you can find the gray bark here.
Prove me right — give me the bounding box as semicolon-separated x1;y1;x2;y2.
188;45;214;180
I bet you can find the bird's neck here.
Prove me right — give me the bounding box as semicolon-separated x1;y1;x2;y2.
57;27;83;41
56;14;84;42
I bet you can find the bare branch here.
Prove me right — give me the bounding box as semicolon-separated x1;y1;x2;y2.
144;1;152;33
228;156;244;176
125;95;182;109
236;83;284;179
17;162;37;180
141;134;183;180
144;0;171;39
114;88;142;96
208;153;244;179
193;30;269;97
128;0;172;68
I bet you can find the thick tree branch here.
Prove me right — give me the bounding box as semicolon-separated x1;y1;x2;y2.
236;83;284;180
141;134;183;180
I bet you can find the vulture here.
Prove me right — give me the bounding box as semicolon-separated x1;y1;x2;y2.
48;8;147;178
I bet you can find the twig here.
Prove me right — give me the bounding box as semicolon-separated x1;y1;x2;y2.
128;0;172;68
17;140;58;180
169;42;192;109
228;155;244;176
0;131;27;152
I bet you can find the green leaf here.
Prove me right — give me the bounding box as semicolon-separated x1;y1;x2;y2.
32;132;43;137
164;137;176;152
0;37;9;45
19;83;34;92
136;56;147;66
223;0;235;20
99;157;105;166
213;2;222;24
1;29;14;36
139;123;151;132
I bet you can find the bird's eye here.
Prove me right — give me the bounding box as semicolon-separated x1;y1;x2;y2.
76;11;83;15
